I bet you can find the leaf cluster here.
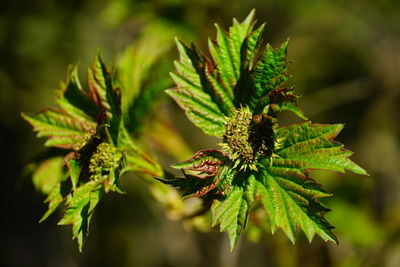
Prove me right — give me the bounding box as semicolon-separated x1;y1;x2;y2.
161;10;367;250
22;54;162;251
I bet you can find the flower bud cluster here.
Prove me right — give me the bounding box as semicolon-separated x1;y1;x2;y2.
223;107;276;169
89;142;122;178
223;107;254;162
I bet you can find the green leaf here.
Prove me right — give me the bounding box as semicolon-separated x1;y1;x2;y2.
22;109;95;150
56;64;98;120
251;41;290;112
169;39;229;137
180;41;236;115
169;10;305;137
88;54;122;143
166;84;226;136
32;157;65;194
241;22;265;70
171;11;265;120
173;39;202;90
276;122;367;175
209;10;256;84
21;62;100;151
66;157;80;189
211;185;252;250
254;167;337;244
39;182;67;223
58;180;104;252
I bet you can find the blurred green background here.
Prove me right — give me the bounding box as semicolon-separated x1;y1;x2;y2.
2;0;400;266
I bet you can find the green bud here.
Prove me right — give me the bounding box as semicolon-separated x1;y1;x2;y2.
89;142;122;179
223;107;276;169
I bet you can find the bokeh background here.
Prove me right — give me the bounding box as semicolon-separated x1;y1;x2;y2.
2;0;400;266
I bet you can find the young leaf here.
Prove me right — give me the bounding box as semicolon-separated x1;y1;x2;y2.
32;157;65;194
171;149;229;178
87;53;122;145
22;109;96;150
56;64;98;120
275;122;368;175
250;41;290;111
254;165;337;244
159;150;234;198
40;182;69;223
166;82;227;136
58;180;104;252
169;10;305;126
211;186;251;250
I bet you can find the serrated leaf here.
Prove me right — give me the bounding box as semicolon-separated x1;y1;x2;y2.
171;150;232;198
66;157;80;189
88;53;122;145
170;35;236;130
242;22;265;70
40;182;70;223
56;64;98;120
174;39;202;88
170;10;306;137
171;149;229;178
22;109;95;150
210;10;257;83
157;172;219;199
166;85;226;136
182;41;236;115
172;11;264;120
251;41;290;112
266;87;307;120
276;122;367;175
253;168;337;244
159;151;234;199
211;185;251;250
58;180;104;252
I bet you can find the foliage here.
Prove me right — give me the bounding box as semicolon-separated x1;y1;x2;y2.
22;54;163;251
161;10;367;250
21;8;369;255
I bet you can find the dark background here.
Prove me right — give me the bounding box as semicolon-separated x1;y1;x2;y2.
1;0;400;266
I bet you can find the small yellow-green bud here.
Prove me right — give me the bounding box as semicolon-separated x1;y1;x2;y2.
223;107;276;169
88;142;122;179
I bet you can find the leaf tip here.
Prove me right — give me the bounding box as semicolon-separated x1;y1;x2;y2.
229;236;240;251
21;112;28;121
243;9;256;24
